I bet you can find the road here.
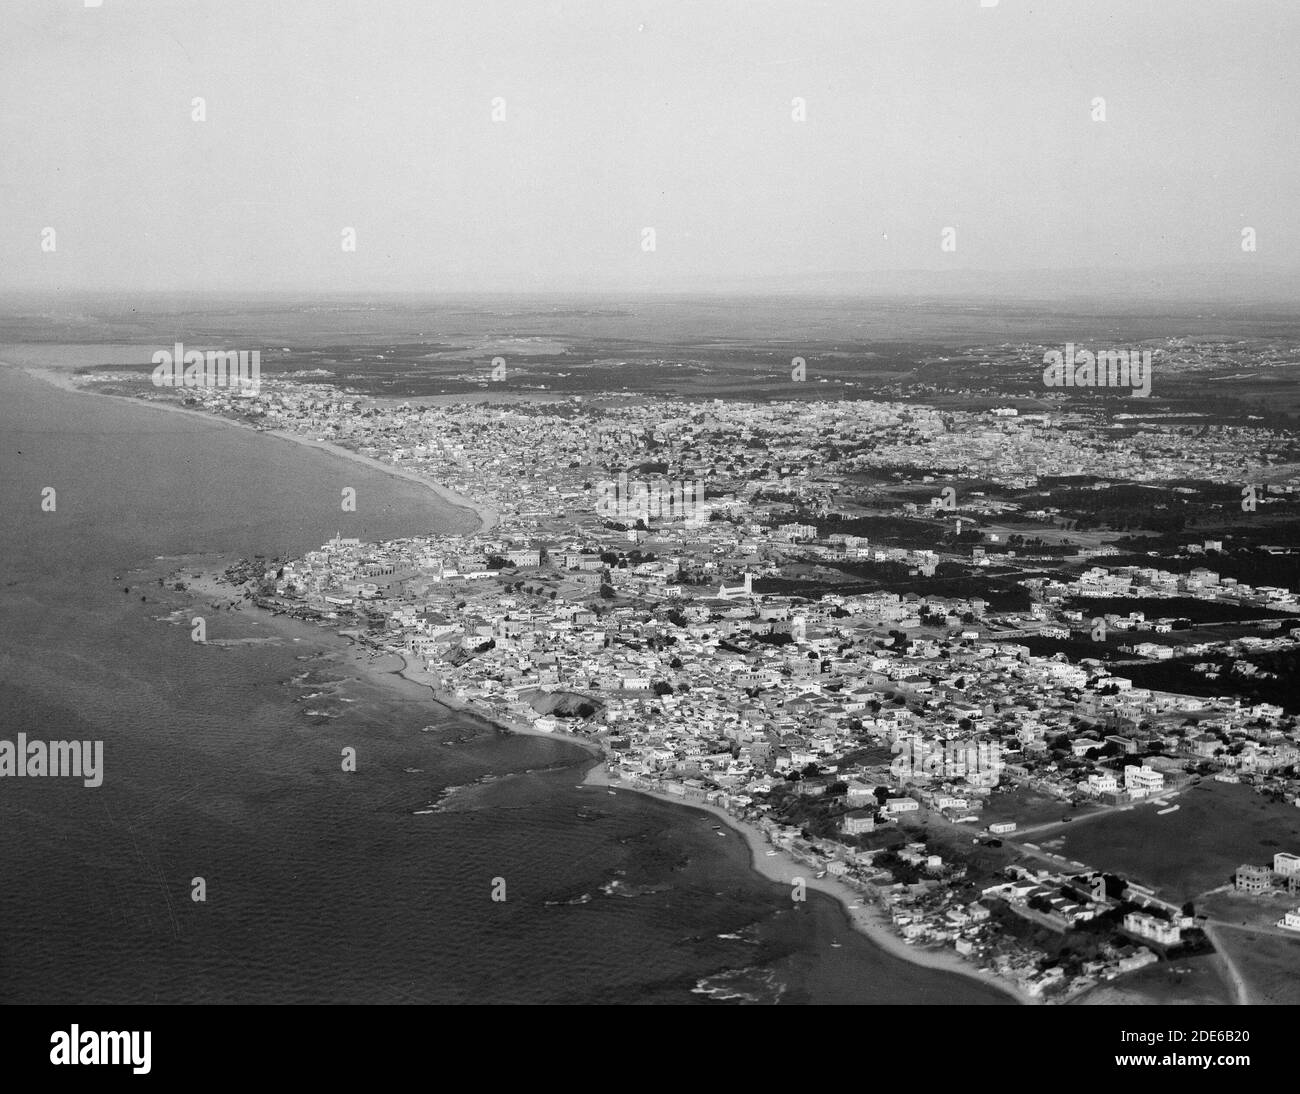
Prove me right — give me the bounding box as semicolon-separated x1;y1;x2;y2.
1012;787;1185;842
1201;921;1251;1005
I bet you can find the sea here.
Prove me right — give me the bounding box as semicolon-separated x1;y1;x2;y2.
0;363;1010;1004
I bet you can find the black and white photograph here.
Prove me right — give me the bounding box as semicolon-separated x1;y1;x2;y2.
0;0;1296;1054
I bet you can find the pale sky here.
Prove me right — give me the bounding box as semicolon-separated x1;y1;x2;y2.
1;0;1297;294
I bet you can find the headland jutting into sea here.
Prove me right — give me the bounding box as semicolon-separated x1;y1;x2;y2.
4;349;1036;1004
17;331;1295;1005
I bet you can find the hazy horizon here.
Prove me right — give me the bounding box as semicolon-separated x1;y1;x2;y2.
3;1;1298;299
5;267;1300;310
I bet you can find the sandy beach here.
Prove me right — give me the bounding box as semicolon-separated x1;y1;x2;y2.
260;429;499;534
11;346;1026;1004
582;763;1034;1004
1;353;498;535
181;559;1019;1002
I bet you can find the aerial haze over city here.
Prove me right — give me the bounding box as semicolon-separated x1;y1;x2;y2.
1;0;1298;1055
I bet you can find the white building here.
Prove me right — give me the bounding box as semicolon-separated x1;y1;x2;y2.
1123;912;1181;946
1274;853;1300;877
1123;765;1165;797
1086;772;1119;795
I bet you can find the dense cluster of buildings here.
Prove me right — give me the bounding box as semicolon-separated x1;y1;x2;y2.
157;373;1300;1001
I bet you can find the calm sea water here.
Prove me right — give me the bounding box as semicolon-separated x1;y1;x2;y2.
0;365;1009;1004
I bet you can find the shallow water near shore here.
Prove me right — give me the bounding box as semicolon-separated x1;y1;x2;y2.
0;362;1011;1004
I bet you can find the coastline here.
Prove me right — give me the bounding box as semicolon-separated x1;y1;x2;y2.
180;557;1028;1004
1;358;498;535
581;762;1035;1005
175;565;608;768
385;652;606;759
9;350;1027;1004
259;428;499;535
